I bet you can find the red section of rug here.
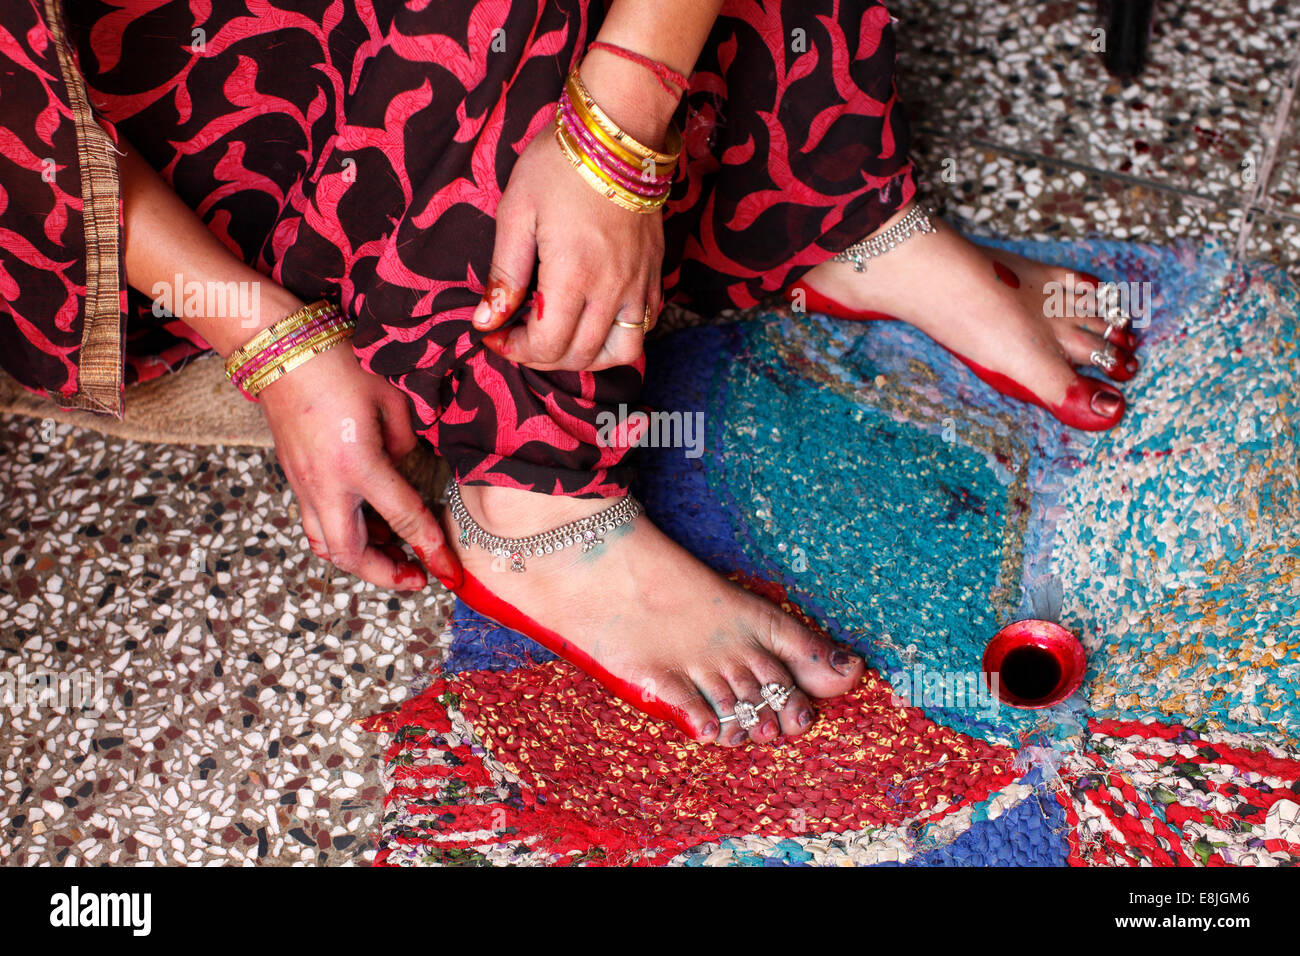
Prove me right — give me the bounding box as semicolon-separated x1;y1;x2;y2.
360;659;1022;866
1061;718;1300;867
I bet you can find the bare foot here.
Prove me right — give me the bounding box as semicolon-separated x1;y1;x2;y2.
797;204;1137;416
441;483;866;746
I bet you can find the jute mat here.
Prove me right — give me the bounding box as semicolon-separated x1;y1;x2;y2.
0;353;272;448
0;354;451;494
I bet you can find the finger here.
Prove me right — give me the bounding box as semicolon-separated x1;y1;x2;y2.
585;304;647;372
560;299;624;370
363;508;394;546
362;455;463;590
645;278;664;334
301;502;328;561
318;496;426;590
482;288;585;369
472;199;538;332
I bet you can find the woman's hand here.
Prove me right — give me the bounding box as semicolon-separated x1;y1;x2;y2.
473;57;677;372
257;339;462;592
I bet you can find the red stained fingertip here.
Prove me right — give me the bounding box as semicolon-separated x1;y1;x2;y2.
393;561;428;590
481;329;511;357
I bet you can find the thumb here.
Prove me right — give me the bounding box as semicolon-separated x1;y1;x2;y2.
472;202;537;332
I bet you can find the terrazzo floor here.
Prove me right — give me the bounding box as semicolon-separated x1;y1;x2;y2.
2;0;1297;866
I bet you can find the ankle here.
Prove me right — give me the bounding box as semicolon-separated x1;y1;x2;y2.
455;482;617;538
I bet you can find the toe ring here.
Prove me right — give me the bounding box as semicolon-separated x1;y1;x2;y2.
719;699;761;730
1096;284;1131;330
1089;347;1118;372
760;682;794;712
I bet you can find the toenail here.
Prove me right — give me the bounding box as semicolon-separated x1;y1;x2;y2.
760;719;778;738
1126;360;1138;373
728;729;747;745
701;721;719;739
1091;390;1122;415
830;649;859;675
798;708;813;727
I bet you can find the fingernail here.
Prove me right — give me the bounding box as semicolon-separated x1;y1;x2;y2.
1126;359;1138;373
798;708;813;728
1091;390;1122;416
830;649;859;675
472;300;493;328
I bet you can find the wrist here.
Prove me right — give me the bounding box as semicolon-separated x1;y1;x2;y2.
578;49;680;151
209;283;306;359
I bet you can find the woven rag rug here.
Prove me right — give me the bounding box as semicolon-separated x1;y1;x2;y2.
360;239;1300;866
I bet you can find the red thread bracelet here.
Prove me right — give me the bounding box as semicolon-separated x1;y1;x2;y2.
587;41;690;96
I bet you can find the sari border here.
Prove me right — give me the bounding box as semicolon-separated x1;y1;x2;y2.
43;0;124;417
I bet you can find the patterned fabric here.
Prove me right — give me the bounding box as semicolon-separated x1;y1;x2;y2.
0;0;126;414
360;238;1300;866
2;0;914;495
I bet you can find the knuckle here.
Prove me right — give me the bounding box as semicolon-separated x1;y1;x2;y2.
532;339;569;364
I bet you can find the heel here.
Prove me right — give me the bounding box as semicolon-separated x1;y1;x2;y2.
783;278;900;322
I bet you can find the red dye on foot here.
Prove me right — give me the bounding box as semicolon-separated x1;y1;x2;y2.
533;290;545;322
993;261;1021;288
454;570;699;739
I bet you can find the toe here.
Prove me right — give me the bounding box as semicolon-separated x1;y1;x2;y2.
642;671;722;744
721;665;781;744
1061;326;1138;381
754;606;865;698
693;671;747;747
746;652;817;737
1075;313;1140;352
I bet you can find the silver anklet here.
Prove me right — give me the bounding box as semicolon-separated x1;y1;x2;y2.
832;204;937;273
445;480;641;573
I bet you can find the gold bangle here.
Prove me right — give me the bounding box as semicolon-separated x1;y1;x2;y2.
554;123;669;213
224;299;337;379
565;71;682;172
241;322;352;391
555;120;666;200
241;326;354;398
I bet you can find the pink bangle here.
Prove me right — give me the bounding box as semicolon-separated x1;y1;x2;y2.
230;312;351;393
559;97;672;196
227;303;353;400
